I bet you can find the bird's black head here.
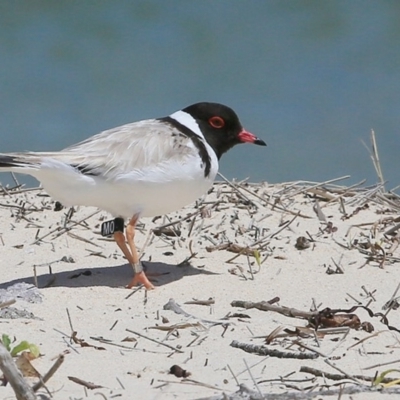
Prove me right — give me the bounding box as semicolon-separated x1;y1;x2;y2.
183;102;266;159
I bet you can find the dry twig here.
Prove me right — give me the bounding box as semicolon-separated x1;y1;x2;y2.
230;340;318;359
0;343;36;400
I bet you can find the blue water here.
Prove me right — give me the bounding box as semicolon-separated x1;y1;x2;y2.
1;1;399;188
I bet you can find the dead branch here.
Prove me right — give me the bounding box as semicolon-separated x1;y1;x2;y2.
0;343;36;400
70;331;106;351
218;172;311;218
32;354;64;392
0;299;16;309
300;365;395;384
194;382;400;400
68;376;103;390
148;322;203;332
125;328;184;353
230;340;318;359
231;299;316;319
184;298;215;306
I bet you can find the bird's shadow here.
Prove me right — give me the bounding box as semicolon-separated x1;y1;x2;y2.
0;261;218;290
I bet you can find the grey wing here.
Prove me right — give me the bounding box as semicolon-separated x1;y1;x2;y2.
4;119;197;179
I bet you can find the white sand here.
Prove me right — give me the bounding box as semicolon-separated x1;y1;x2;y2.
0;180;400;399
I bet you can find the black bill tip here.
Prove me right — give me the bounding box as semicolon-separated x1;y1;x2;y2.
253;138;267;146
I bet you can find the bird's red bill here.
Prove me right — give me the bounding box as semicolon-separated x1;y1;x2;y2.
238;130;267;146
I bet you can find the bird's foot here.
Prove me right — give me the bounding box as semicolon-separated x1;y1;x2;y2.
126;272;155;290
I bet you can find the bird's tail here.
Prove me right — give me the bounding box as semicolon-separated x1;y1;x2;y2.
0;154;25;168
0;153;41;174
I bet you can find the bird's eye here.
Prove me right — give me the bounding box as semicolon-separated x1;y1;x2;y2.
209;116;225;129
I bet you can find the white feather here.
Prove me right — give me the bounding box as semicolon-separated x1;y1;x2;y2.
169;110;204;138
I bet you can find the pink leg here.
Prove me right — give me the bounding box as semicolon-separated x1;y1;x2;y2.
113;215;154;290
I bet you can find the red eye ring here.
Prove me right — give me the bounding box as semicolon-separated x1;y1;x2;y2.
209;116;225;129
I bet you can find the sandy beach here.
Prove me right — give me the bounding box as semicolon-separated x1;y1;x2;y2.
1;177;400;399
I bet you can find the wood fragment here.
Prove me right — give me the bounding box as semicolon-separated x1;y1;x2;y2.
90;336;138;350
126;328;184;353
308;188;337;202
70;331;106;350
32;354;65;392
157;377;223;391
68;375;103;390
363;358;400;371
218;172;311;218
385;222;400;236
184;298;215;306
155;205;219;230
243;358;263;398
148;322;203;332
300;365;395;384
365;129;385;189
67;231;102;248
230;340;318;359
324;359;363;384
231;299;316;319
0;343;36;400
0;299;16;309
250;211;300;247
313;199;327;221
33;210;100;244
260;326;350;342
153;227;181;237
287;175;351;198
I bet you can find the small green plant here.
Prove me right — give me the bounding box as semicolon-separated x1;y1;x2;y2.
253;249;261;267
1;334;40;358
372;369;400;388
